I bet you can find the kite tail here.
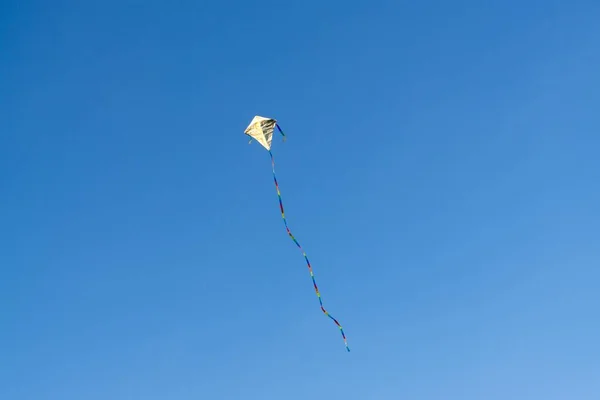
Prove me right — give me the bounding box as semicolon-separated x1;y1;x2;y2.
268;150;350;352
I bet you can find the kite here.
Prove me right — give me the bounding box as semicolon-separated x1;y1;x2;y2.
244;115;350;352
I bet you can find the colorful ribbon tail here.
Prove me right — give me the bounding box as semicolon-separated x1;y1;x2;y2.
268;150;349;352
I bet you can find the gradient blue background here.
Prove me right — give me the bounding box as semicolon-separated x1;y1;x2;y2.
2;1;599;399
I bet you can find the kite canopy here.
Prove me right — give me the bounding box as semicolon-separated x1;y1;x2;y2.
244;115;277;151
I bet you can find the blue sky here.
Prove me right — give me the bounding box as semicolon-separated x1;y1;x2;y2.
2;1;600;399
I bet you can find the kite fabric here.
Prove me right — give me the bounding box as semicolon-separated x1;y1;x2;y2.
244;116;350;352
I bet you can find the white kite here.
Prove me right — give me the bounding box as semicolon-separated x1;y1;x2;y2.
243;115;350;352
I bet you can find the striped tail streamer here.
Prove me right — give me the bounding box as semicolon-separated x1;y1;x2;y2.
268;127;349;352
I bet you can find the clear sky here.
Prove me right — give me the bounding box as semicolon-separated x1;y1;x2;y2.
2;1;600;399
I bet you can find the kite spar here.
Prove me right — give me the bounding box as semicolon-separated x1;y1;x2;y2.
244;116;350;352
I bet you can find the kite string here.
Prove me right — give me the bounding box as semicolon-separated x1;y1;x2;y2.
268;150;350;352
